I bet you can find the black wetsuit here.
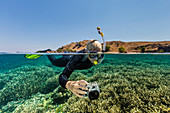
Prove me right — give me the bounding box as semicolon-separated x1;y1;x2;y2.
47;49;104;88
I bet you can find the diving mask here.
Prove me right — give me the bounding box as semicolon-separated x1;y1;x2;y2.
86;49;102;65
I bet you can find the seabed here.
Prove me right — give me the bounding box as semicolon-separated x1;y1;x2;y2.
0;53;170;112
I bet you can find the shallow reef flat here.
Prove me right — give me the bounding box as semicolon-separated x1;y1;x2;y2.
0;54;170;113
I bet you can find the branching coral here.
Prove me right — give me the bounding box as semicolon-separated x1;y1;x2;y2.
1;54;170;112
63;57;170;112
0;66;56;107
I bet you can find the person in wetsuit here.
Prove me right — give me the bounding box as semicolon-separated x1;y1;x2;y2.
47;40;104;97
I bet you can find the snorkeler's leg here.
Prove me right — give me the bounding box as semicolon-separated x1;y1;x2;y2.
47;55;69;67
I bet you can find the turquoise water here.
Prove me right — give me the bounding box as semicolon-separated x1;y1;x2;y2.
0;54;170;112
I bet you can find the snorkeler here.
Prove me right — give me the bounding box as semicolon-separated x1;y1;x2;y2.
25;27;106;98
46;39;105;97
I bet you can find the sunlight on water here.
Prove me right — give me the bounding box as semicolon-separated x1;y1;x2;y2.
0;54;170;112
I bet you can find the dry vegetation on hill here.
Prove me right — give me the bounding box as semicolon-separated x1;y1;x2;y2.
55;40;170;53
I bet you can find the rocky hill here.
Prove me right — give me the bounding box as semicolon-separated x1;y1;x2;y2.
55;40;170;53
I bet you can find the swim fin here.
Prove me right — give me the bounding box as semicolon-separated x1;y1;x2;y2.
24;54;42;59
24;49;52;59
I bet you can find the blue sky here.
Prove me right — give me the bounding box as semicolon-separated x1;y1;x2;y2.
0;0;170;52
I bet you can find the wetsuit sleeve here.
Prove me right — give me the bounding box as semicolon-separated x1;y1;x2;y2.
59;55;83;88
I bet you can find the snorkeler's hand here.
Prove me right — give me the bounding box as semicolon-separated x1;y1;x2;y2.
66;80;88;98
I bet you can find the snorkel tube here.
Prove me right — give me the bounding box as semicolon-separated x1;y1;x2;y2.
97;27;106;52
91;27;105;65
86;27;105;65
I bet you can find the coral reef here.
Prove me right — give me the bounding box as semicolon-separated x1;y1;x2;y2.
0;54;170;112
11;86;71;113
0;65;57;107
63;64;170;112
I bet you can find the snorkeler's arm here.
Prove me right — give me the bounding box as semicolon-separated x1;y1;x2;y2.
59;55;83;88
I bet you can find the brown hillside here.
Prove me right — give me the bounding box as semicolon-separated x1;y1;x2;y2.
56;40;170;53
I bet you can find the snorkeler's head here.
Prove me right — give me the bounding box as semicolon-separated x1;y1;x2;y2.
86;40;102;65
86;39;102;52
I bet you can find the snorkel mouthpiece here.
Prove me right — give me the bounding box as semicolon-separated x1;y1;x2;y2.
93;61;98;65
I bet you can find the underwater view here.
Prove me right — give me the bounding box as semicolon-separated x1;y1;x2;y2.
0;54;170;113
